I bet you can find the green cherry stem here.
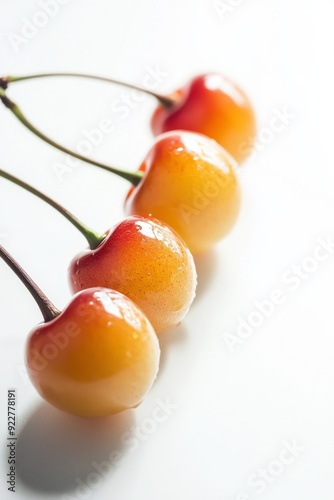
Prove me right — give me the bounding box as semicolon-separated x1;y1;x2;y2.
0;88;144;187
0;245;60;322
0;169;105;250
0;72;176;108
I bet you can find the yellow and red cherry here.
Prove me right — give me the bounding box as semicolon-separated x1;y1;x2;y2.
0;170;197;334
125;131;241;254
69;216;197;334
0;245;160;418
27;288;160;417
151;74;256;164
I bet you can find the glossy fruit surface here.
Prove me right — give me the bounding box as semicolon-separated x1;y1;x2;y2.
151;74;256;164
125;131;241;254
69;216;197;333
26;288;160;417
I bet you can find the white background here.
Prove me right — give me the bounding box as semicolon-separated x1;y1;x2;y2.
1;0;334;499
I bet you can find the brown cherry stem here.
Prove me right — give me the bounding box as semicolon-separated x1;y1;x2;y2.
0;245;60;322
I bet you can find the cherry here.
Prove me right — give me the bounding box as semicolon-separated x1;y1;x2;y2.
0;245;160;417
125;131;241;253
1;72;255;163
151;74;256;164
0;169;197;333
0;87;241;253
69;216;197;333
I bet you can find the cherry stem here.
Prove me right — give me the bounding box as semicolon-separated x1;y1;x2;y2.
0;169;105;250
0;245;60;322
0;88;144;187
2;72;176;108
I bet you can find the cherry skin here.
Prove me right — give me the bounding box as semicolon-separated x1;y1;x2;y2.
26;288;160;417
69;216;197;334
125;131;241;254
151;74;256;164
